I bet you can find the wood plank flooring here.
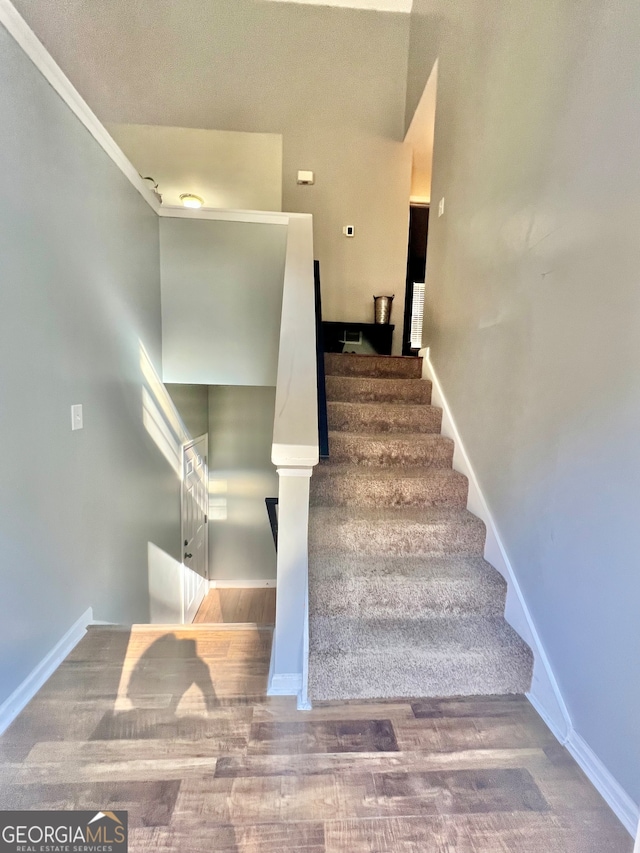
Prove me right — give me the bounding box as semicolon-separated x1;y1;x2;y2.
0;625;632;852
194;589;276;625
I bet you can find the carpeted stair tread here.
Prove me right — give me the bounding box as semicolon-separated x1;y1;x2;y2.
308;552;507;618
310;464;468;508
309;505;486;555
326;375;432;404
328;401;442;434
325;352;422;379
308;616;533;699
328;431;455;467
309;551;503;583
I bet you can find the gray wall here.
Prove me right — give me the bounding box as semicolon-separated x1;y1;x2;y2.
410;0;640;805
160;218;287;386
0;27;180;705
165;384;209;439
12;0;413;354
208;386;278;582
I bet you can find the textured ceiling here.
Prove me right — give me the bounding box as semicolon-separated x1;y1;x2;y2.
10;0;410;134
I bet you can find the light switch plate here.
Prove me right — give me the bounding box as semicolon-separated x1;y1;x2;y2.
438;197;445;217
71;404;83;431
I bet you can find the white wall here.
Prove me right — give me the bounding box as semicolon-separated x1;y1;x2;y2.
0;25;180;707
159;217;288;386
404;60;437;203
107;124;283;211
409;0;640;812
208;386;278;582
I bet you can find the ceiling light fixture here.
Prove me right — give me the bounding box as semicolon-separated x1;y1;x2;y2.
179;193;204;209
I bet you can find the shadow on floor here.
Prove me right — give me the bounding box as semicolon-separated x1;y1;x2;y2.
90;633;218;741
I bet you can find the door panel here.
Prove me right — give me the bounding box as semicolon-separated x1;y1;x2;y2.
182;435;208;622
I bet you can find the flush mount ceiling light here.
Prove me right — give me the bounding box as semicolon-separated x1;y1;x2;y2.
179;193;204;209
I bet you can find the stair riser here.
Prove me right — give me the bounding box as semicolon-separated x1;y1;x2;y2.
328;434;454;468
326;376;432;405
308;655;532;701
309;577;506;619
309;518;486;556
328;402;442;434
325;353;422;379
310;474;468;508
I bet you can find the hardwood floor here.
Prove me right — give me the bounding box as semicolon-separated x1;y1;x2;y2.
0;625;632;852
194;589;276;625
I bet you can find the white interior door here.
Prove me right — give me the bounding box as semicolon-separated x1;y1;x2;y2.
182;434;209;622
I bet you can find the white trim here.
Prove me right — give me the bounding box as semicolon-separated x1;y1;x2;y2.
299;577;311;711
565;730;639;836
159;206;289;226
276;466;314;478
131;622;272;632
0;607;92;735
209;579;277;589
267;672;302;696
266;664;309;710
0;0;159;212
420;347;638;837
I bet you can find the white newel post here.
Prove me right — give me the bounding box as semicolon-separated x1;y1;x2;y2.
268;466;313;709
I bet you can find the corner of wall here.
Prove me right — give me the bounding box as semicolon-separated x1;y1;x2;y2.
0;607;93;736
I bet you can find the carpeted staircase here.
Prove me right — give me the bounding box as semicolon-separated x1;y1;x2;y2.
308;352;533;701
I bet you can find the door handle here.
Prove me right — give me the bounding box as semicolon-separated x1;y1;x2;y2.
184;552;193;560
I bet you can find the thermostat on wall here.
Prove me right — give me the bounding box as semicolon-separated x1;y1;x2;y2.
343;225;355;237
297;170;315;185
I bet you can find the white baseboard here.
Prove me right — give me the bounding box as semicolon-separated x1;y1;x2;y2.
420;348;638;837
267;673;302;695
209;579;276;589
0;607;93;735
266;645;307;708
132;622;272;632
565;730;639;836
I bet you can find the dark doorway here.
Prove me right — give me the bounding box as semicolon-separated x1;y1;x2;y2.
402;204;429;355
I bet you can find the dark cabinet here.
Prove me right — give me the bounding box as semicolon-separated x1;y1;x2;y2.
322;322;394;356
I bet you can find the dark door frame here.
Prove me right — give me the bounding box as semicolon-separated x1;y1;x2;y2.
402;203;430;356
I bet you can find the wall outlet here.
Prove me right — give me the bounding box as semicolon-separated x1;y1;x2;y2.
71;404;83;431
297;170;315;185
343;225;355;237
438;197;445;217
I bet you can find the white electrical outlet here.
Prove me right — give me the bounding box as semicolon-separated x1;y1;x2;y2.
438;197;445;217
71;404;83;431
343;225;355;237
